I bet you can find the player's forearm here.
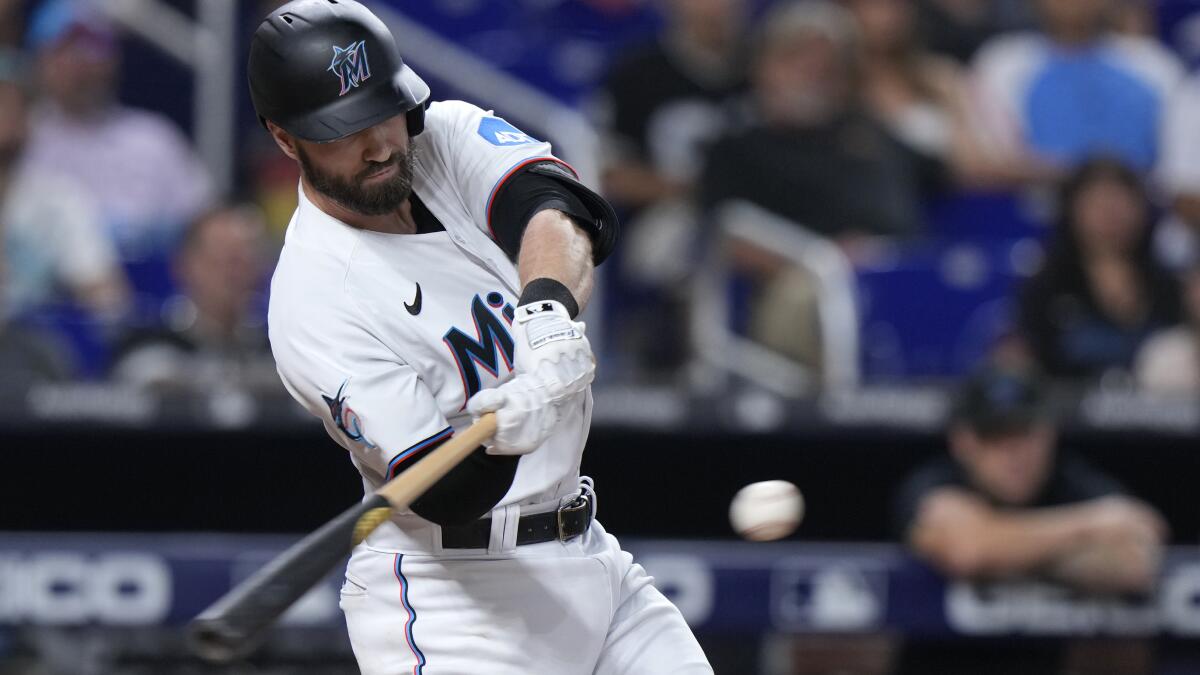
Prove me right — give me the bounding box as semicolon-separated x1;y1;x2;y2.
914;503;1091;579
966;508;1096;576
1044;538;1162;594
517;208;595;312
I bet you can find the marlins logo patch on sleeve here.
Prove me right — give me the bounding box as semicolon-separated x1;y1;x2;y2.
322;380;376;448
478;117;538;146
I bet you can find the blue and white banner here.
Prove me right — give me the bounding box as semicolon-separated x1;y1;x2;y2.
1;535;1198;638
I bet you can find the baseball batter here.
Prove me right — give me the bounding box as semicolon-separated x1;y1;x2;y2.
248;2;712;673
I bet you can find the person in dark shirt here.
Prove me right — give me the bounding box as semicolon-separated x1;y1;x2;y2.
894;365;1165;594
109;204;280;393
695;0;925;369
1018;157;1181;381
594;0;747;214
591;0;749;377
700;0;925;241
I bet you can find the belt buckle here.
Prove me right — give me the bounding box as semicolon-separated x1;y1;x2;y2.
556;494;590;542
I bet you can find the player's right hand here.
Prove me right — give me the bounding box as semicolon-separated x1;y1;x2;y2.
466;372;576;455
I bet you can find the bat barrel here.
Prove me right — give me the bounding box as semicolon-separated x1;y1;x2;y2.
188;616;252;663
185;494;391;662
185;414;496;662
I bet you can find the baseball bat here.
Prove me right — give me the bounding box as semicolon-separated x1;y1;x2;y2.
187;413;497;663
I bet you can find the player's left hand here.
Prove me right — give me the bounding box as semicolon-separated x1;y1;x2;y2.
466;374;579;455
511;299;595;398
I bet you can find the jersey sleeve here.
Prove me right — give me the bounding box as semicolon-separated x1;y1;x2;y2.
270;303;451;488
434;100;576;243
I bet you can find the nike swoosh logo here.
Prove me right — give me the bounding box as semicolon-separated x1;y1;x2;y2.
404;282;422;316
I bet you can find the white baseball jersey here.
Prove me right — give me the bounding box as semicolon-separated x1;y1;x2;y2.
268;100;592;551
268;99;713;675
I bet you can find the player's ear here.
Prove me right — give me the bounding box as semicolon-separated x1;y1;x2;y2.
266;120;300;161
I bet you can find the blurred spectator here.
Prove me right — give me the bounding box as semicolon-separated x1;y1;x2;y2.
0;48;128;319
1135;261;1200;395
895;366;1166;594
591;0;748;376
846;0;1028;188
595;0;747;215
1018;158;1180;381
971;0;1183;174
23;0;213;259
699;1;922;367
701;0;923;240
915;0;1034;63
109;204;279;393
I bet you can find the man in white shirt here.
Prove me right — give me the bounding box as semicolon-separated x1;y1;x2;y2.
23;0;212;257
250;1;711;673
0;48;127;319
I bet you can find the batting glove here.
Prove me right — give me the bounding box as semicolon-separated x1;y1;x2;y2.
467;373;563;455
511;299;595;399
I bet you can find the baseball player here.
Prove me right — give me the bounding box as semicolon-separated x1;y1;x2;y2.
248;1;712;673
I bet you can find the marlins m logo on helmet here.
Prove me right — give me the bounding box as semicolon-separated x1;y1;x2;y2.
328;40;371;96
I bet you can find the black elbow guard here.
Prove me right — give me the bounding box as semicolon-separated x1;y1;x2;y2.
526;161;619;265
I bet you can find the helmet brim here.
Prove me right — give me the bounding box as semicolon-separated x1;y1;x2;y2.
274;64;429;143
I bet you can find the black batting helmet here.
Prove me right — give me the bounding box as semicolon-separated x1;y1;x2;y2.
248;0;429;142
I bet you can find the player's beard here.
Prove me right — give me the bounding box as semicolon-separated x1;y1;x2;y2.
297;143;417;216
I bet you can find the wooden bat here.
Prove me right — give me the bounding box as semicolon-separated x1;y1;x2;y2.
187;413;497;663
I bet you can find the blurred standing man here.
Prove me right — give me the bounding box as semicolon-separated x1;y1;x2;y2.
699;0;923;368
591;0;748;373
894;366;1166;593
251;1;710;673
595;0;747;212
0;48;128;320
23;0;212;258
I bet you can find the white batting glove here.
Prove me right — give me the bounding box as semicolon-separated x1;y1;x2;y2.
511;299;595;399
466;374;560;455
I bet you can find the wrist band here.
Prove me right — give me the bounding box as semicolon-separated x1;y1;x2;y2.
519;277;579;318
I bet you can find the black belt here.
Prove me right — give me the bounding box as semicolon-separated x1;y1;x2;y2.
440;492;593;549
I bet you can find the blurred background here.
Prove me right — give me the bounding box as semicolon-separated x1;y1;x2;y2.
2;0;1200;672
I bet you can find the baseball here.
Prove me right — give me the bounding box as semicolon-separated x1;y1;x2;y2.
729;480;805;541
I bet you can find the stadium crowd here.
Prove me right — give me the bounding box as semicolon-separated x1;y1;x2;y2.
0;1;1196;673
0;0;1197;397
596;0;1200;393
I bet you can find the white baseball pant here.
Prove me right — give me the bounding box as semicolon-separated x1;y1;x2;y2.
340;520;713;674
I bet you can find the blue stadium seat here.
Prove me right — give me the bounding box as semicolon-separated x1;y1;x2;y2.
14;304;111;378
923;190;1045;241
856;238;1038;380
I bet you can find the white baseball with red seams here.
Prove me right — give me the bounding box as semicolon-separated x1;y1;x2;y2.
729;480;805;541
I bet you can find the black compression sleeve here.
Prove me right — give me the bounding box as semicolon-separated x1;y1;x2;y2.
404;444;519;526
